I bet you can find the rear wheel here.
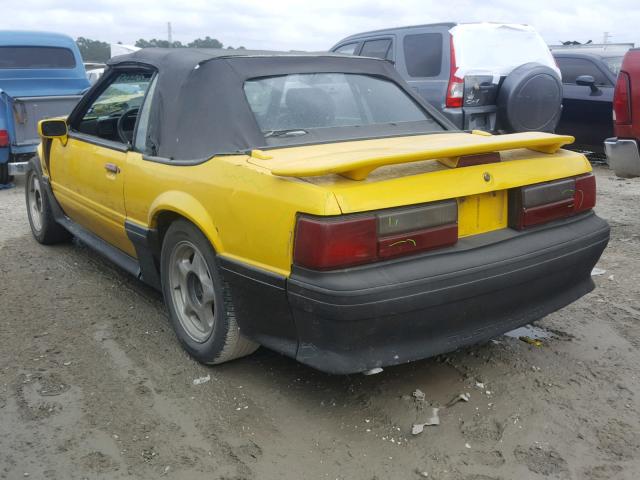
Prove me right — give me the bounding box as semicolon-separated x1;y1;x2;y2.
160;220;258;365
25;167;71;244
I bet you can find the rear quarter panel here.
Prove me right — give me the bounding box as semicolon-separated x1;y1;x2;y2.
124;152;342;276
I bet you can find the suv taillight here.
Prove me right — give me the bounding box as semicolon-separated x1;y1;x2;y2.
613;71;631;125
294;200;458;270
0;129;9;147
509;174;596;230
446;35;463;108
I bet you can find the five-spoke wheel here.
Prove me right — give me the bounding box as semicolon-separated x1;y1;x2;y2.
161;220;258;364
169;241;217;342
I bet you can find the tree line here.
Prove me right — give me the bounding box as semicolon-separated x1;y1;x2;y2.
76;36;242;63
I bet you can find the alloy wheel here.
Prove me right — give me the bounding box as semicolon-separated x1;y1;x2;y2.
168;240;216;343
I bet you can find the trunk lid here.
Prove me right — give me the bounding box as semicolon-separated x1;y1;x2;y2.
248;131;591;238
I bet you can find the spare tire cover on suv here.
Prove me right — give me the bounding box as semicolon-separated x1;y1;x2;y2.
497;62;562;133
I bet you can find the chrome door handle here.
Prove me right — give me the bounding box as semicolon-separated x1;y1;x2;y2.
105;163;120;174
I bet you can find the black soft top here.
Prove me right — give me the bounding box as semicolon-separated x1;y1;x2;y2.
105;48;446;160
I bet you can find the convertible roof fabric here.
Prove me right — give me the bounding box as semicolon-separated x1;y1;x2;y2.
106;48;441;160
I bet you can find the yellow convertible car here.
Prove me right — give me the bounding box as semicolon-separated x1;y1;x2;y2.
26;49;609;374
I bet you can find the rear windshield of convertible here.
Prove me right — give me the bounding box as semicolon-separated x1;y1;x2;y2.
243;73;444;145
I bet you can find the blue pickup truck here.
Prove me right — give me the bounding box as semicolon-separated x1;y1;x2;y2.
0;31;89;184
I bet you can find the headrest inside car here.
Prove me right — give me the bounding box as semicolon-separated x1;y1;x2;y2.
284;87;335;128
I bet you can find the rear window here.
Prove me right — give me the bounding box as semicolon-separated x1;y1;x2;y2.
0;46;76;69
243;73;444;145
450;24;558;78
403;33;442;77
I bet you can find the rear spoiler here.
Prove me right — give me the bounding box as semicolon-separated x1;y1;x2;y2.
260;132;575;180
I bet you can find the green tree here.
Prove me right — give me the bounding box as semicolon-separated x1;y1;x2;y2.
187;36;223;48
76;37;110;62
134;38;184;48
134;36;226;49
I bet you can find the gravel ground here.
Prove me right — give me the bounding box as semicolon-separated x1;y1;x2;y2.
1;165;639;480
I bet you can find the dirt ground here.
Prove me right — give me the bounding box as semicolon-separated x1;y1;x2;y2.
1;165;639;480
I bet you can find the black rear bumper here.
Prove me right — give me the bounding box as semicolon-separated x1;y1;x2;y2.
221;213;609;374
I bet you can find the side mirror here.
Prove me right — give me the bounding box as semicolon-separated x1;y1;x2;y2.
39;119;68;139
576;75;599;94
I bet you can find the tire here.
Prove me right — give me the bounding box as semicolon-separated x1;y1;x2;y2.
25;164;71;245
160;219;259;365
0;162;12;185
497;62;563;133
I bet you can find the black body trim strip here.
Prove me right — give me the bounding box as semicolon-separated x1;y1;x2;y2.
141;153;213;166
218;256;298;358
124;220;162;290
67;131;129;152
218;256;287;290
33;159;142;279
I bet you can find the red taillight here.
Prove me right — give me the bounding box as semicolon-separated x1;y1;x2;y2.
294;216;377;270
446;35;463;108
574;173;596;213
294;201;458;270
378;224;458;259
0;130;9;147
613;71;631;125
510;174;596;230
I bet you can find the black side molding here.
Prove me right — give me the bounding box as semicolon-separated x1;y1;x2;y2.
34;159;144;282
125;221;162;290
218;256;298;358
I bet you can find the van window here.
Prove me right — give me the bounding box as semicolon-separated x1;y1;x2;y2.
403;33;442;77
360;39;392;60
334;43;359;55
0;46;76;69
556;57;610;86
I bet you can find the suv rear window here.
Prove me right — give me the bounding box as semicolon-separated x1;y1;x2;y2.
0;46;76;69
403;33;442;78
243;73;443;145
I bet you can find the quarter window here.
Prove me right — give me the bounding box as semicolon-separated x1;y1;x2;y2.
360;39;392;60
334;43;359;55
403;33;442;78
555;57;610;86
134;75;158;154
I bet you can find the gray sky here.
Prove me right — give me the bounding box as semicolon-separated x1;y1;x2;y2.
2;0;639;50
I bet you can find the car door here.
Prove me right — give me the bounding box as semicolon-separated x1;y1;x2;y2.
48;68;154;255
555;56;614;150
